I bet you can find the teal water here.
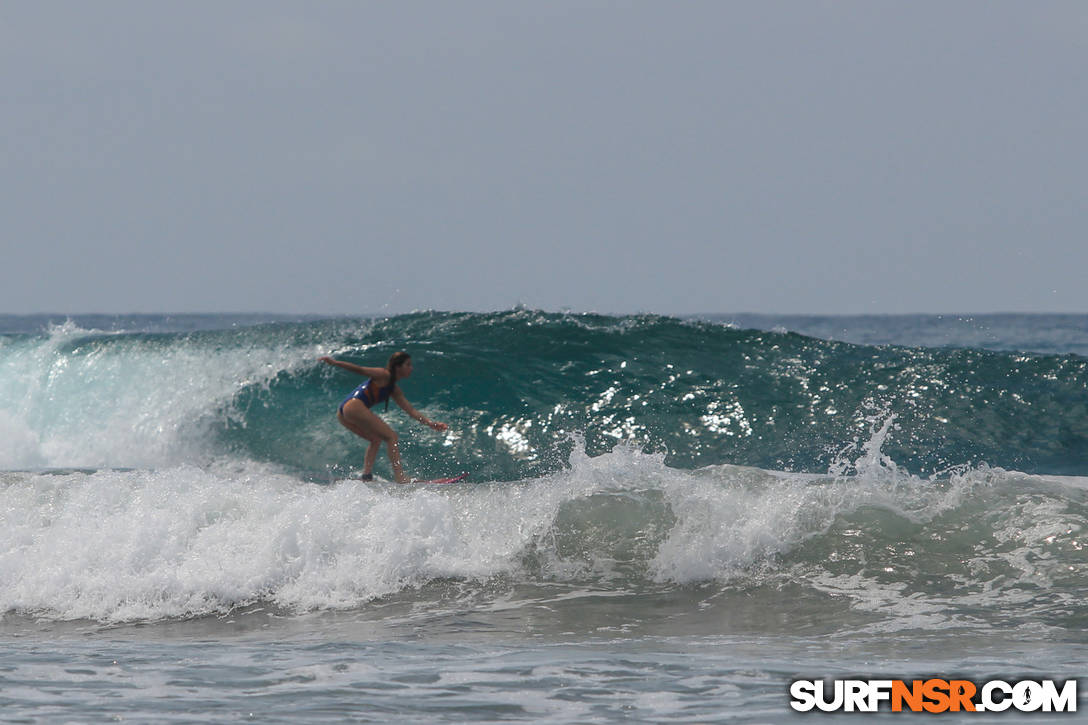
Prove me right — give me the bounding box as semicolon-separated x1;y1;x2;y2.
5;311;1088;478
1;312;1086;721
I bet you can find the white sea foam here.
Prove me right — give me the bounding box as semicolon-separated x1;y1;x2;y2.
1;421;1083;624
0;459;590;621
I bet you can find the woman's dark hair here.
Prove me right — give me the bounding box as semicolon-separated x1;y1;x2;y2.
384;352;411;410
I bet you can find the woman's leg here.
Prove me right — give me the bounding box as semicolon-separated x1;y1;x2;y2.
363;439;380;477
383;435;406;483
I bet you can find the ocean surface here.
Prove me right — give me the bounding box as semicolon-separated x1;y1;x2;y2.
1;311;1085;722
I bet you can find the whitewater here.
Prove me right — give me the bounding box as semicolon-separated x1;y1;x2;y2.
1;312;1085;722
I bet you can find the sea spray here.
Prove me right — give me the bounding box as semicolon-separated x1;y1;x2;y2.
0;320;339;469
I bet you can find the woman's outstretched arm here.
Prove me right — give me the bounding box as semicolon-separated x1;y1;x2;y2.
392;389;448;431
319;357;387;379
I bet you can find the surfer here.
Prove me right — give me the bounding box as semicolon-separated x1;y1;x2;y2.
320;352;448;483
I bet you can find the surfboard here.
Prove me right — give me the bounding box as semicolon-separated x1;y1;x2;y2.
352;472;469;485
413;472;469;485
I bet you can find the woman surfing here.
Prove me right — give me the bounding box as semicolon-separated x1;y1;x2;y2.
320;352;448;483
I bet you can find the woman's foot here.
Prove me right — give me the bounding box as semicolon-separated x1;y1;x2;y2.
360;473;373;482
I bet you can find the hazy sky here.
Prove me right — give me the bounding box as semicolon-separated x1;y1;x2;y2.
3;2;1085;315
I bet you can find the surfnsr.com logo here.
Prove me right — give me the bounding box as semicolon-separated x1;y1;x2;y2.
789;679;1078;713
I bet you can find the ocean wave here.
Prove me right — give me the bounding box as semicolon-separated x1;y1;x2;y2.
2;311;1088;478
